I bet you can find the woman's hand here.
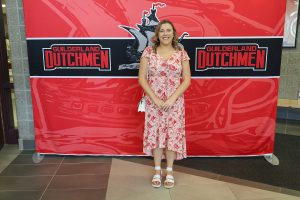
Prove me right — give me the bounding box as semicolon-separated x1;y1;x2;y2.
153;97;164;108
161;96;176;112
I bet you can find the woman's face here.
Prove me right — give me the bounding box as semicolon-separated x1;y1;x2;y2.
158;23;174;46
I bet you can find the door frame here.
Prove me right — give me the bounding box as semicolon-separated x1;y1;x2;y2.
0;0;19;146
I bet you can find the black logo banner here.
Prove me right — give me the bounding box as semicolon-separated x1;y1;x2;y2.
27;38;282;77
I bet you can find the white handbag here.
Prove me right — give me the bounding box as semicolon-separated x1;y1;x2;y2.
138;71;148;112
138;96;146;112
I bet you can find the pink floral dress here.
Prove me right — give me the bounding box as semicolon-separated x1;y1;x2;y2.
141;46;190;160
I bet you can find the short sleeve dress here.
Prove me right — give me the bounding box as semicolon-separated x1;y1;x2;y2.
141;46;190;160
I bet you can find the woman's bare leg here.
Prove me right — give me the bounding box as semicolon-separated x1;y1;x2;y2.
165;149;176;187
153;148;163;168
152;148;163;185
166;149;175;169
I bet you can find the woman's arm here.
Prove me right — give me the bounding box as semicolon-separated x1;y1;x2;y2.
161;60;191;112
138;57;164;107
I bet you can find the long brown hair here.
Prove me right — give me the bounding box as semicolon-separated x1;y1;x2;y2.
152;20;181;53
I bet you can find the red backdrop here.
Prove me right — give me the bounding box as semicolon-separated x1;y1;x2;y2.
23;0;286;156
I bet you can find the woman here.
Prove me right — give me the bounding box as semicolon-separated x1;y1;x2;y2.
138;20;191;189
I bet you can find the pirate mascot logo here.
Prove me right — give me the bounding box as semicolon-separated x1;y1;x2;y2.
119;2;188;70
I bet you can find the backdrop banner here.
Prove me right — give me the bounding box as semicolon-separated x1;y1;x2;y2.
23;0;286;156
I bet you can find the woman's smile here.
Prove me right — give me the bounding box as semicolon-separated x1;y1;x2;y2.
159;23;174;45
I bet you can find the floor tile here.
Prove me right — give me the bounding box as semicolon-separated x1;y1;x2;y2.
281;188;300;198
258;197;300;200
0;145;20;165
164;161;238;200
0;176;51;190
0;145;20;155
275;119;286;134
0;164;58;176
48;174;109;189
118;156;153;166
20;150;36;155
286;120;300;136
106;158;171;200
0;145;21;173
56;163;111;175
287;108;300;120
219;175;281;193
107;185;171;200
228;183;300;200
10;154;64;165
0;165;8;173
174;170;223;186
62;156;111;164
170;184;237;200
262;196;300;200
0;190;43;200
0;154;21;165
41;188;106;200
174;164;220;180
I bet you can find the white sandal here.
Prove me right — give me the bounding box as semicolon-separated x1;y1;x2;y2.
164;167;174;189
151;166;162;188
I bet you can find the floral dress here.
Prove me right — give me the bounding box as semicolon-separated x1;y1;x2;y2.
141;46;190;160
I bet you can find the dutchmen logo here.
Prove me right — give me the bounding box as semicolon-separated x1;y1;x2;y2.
119;2;188;70
43;44;111;71
196;44;268;71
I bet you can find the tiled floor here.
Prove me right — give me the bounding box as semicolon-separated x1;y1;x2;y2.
0;145;299;200
107;159;300;200
0;149;109;200
0;145;20;173
276;119;300;136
